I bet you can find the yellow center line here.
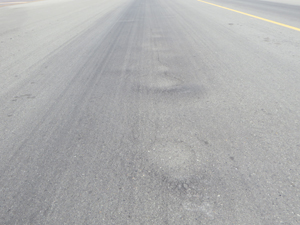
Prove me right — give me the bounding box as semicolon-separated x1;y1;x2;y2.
198;0;300;32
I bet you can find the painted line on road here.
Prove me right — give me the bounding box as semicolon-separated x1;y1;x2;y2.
0;0;43;8
198;0;300;32
0;2;27;3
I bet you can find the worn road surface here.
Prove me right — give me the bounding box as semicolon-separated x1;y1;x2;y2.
1;0;300;224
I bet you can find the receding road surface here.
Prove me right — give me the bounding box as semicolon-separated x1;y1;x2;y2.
1;0;300;224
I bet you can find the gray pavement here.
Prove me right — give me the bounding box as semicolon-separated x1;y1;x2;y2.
0;0;38;7
1;0;300;224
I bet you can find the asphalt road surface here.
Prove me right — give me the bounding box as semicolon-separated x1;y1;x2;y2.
0;0;39;7
1;0;300;224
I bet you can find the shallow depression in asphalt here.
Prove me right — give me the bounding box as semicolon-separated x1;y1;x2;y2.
136;82;205;99
148;139;198;180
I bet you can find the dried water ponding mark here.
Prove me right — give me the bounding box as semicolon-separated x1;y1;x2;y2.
135;82;205;101
144;146;233;221
142;137;231;220
134;113;244;223
133;64;206;100
134;100;237;221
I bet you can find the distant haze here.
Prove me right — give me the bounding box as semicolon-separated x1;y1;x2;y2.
262;0;300;6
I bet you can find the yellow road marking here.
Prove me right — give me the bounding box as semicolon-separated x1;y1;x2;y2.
198;0;300;32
